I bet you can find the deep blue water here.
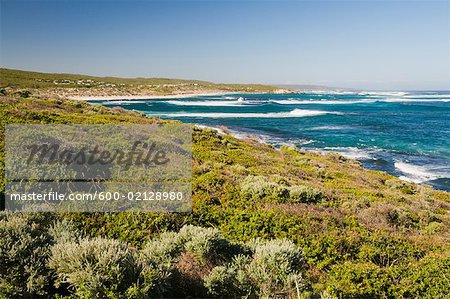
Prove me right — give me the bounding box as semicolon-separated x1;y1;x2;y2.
89;91;450;191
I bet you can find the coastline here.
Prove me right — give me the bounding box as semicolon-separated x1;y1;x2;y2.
68;89;297;101
69;91;251;101
194;124;448;190
69;89;449;191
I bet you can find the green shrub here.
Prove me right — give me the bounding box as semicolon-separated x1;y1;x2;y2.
49;237;140;298
141;231;183;266
424;221;444;234
205;239;309;298
385;180;417;195
48;219;83;244
179;225;242;263
325;261;393;298
139;232;188;294
248;239;307;298
326;256;450;299
240;176;322;204
139;244;175;297
240;176;289;201
138;225;245;297
0;212;54;297
204;254;254;297
394;254;450;298
357;233;425;267
139;233;181;297
288;185;323;203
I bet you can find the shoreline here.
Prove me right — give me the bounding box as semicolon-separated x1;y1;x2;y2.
68;91;449;191
194;124;449;190
69;91;248;101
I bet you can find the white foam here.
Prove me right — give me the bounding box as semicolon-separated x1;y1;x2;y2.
156;109;339;118
310;125;349;130
165;98;450;106
165;100;245;106
359;91;408;97
194;124;306;145
306;90;356;95
103;100;147;105
325;147;374;160
379;98;450;103
273;99;374;105
273;97;450;105
194;124;227;135
394;161;449;183
404;94;450;99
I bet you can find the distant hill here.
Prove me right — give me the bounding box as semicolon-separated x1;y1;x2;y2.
0;68;293;98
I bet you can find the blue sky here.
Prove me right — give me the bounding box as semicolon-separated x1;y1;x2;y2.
1;0;449;90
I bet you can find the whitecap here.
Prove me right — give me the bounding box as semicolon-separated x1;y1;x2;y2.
306;90;356;95
155;109;340;118
404;94;450;99
309;125;350;130
194;124;227;135
394;161;449;183
165;100;245;106
272;99;374;105
324;147;375;160
102;100;147;105
378;98;450;103
358;91;408;97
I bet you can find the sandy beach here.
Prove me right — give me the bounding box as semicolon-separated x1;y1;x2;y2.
68;91;242;101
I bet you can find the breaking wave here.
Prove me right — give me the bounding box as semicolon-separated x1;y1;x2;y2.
156;109;340;118
272;99;374;105
394;161;449;183
165;100;246;106
324;147;376;160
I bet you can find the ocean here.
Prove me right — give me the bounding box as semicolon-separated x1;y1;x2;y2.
88;91;450;191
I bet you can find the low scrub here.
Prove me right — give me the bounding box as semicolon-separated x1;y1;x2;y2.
205;239;309;298
0;213;54;297
49;237;141;298
240;176;323;204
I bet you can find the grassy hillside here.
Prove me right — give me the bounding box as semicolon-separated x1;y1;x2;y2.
0;68;289;98
1;92;450;298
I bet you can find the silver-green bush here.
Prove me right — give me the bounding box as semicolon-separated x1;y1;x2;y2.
49;237;140;298
240;176;290;201
139;225;246;297
205;239;309;298
139;231;183;296
204;254;254;297
288;185;323;203
248;239;306;297
141;231;183;266
48;219;83;244
179;225;242;263
0;212;54;297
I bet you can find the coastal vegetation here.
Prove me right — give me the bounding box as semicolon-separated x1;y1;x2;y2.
0;68;290;99
1;72;450;298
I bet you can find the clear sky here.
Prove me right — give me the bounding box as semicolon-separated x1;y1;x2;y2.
1;0;449;90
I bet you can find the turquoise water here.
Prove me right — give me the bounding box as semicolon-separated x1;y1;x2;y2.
89;91;450;191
